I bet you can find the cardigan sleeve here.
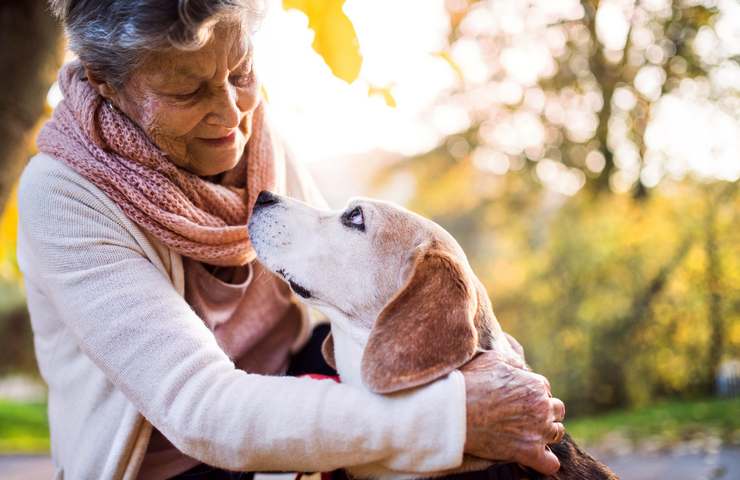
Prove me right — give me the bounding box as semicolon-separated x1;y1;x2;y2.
16;156;467;474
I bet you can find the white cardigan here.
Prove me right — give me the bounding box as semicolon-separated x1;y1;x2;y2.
16;153;467;480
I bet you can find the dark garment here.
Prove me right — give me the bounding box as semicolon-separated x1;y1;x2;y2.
323;465;541;480
169;323;337;480
286;323;337;377
170;464;254;480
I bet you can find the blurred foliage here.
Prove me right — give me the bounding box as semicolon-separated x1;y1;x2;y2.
567;396;740;447
0;181;35;379
411;0;738;197
375;0;740;414
282;0;362;83
378;146;739;414
0;400;49;453
0;0;62;381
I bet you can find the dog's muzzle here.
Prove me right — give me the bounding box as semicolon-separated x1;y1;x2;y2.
249;191;313;300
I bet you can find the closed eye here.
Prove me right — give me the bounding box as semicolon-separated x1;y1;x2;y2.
171;85;202;101
341;206;365;232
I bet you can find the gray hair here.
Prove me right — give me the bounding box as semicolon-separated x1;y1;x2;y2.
49;0;266;88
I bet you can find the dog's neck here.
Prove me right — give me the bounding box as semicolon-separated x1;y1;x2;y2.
318;306;374;389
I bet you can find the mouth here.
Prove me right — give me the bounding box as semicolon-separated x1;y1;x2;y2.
198;131;236;147
276;268;312;299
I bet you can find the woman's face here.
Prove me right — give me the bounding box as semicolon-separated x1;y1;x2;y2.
93;23;259;177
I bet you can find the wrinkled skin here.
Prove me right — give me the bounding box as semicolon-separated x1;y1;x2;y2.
86;22;259;177
462;349;566;476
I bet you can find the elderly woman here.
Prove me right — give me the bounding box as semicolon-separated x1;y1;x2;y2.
16;1;565;479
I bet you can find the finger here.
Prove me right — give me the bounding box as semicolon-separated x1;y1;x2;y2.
546;422;565;444
520;445;560;476
461;350;508;371
550;397;566;422
504;332;525;358
532;373;552;396
503;352;527;370
503;333;528;368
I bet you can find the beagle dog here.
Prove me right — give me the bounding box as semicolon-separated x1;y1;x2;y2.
248;191;617;480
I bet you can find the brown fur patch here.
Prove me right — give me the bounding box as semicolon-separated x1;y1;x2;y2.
361;243;479;394
321;332;337;370
472;275;495;350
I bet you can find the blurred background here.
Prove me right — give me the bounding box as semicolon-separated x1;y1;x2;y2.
0;0;738;479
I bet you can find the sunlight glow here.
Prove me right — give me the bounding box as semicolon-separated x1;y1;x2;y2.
45;0;740;193
253;0;740;192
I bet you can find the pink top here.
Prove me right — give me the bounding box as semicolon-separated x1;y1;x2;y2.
137;257;303;479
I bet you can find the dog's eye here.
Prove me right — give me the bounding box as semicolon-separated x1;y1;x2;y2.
342;206;365;232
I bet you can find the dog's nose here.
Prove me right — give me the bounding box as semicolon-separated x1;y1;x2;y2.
255;190;279;208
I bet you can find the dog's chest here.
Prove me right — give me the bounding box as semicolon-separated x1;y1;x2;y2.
329;322;369;388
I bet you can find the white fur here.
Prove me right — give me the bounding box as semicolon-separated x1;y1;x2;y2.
249;194;493;479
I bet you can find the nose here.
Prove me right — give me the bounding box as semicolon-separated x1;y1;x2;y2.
206;86;240;129
255;190;279;208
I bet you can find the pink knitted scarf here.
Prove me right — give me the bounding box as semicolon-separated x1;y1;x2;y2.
37;61;278;267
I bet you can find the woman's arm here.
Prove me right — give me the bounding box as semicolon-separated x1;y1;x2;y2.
17;157;466;474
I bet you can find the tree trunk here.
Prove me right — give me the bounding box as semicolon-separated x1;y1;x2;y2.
702;184;737;393
588;235;693;411
704;197;723;394
0;0;64;212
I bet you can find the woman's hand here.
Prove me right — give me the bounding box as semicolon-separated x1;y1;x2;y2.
461;350;566;475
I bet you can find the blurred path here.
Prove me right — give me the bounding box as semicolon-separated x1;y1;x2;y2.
0;456;54;479
603;446;740;480
1;448;739;479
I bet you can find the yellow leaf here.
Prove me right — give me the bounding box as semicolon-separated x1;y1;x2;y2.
368;84;397;108
0;184;21;282
283;0;363;83
433;50;464;82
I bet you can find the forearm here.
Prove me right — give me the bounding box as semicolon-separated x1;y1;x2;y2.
164;369;466;472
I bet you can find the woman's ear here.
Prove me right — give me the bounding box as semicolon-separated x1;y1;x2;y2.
361;242;479;394
83;65;119;103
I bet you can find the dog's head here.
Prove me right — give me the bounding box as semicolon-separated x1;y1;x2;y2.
248;191;498;393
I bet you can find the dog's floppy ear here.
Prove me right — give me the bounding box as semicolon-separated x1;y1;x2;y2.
361;242;479;394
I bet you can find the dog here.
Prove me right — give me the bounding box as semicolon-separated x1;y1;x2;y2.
248;190;618;480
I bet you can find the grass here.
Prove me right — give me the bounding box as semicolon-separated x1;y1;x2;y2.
566;396;740;448
0;396;738;454
0;399;49;454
